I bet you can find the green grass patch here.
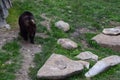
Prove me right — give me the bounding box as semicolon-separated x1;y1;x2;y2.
0;41;21;80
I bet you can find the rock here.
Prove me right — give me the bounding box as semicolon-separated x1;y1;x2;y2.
57;38;78;49
38;45;41;48
55;20;70;32
0;23;11;30
5;24;11;30
5;60;12;65
85;55;120;78
27;49;30;52
102;27;120;35
75;51;98;61
92;33;120;51
37;53;89;79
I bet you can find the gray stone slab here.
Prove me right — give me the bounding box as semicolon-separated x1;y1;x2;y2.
37;53;89;79
92;33;120;51
85;55;120;78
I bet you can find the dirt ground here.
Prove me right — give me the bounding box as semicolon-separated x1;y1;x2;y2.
0;29;42;80
16;41;41;80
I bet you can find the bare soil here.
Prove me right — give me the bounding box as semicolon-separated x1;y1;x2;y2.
0;29;42;80
70;27;97;48
16;41;41;80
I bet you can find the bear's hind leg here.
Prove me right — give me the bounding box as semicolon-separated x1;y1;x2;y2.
29;34;35;44
21;30;28;41
23;34;28;41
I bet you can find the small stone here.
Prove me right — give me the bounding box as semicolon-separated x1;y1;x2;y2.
66;6;71;9
27;49;30;52
55;20;70;32
4;24;11;30
68;10;72;13
57;38;78;49
75;51;98;61
5;60;12;64
102;27;120;35
85;55;120;78
30;64;35;68
3;39;6;42
38;45;41;48
31;53;34;56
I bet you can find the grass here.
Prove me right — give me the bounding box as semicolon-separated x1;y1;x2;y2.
0;41;21;80
2;0;120;80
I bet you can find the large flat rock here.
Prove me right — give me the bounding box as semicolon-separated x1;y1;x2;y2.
37;53;89;79
92;33;120;51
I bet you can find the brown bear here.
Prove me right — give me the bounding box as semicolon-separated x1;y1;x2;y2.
18;11;36;44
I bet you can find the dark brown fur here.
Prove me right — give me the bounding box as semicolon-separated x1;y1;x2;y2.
19;11;36;44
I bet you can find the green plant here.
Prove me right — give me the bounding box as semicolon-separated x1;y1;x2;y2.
0;41;21;80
